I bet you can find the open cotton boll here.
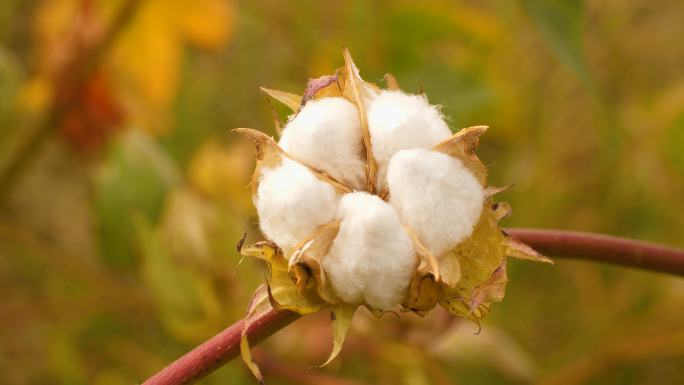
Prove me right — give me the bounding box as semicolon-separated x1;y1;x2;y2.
279;97;366;190
387;148;483;258
322;192;416;310
255;157;340;257
366;90;453;188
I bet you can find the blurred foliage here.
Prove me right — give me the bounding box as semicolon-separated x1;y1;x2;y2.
1;0;683;384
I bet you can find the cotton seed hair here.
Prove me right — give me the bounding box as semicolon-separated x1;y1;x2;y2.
258;93;480;310
279;97;366;190
236;47;552;383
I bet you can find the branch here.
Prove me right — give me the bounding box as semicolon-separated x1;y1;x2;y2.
0;0;144;198
142;229;684;385
506;228;684;277
142;310;300;385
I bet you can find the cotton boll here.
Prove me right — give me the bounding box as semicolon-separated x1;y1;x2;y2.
255;157;340;257
366;91;453;188
279;97;366;190
387;148;483;258
322;192;416;310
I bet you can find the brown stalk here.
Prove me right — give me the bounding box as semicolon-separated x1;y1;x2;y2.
0;0;144;199
141;229;684;385
506;228;684;276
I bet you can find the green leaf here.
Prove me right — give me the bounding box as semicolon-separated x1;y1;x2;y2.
518;0;598;95
0;45;21;123
316;304;357;368
135;213;224;344
94;130;180;269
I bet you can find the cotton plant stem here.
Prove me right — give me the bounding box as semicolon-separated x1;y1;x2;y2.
142;309;300;385
142;229;684;385
507;228;684;277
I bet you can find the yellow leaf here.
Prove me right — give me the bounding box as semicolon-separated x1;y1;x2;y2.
504;234;554;264
186;138;254;209
175;0;235;50
240;283;271;384
448;202;507;299
260;87;302;111
316;304;357;368
266;280;326;315
239;241;289;281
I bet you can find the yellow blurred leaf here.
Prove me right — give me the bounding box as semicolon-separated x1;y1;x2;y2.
110;0;236;133
187;138;254;210
175;0;235;50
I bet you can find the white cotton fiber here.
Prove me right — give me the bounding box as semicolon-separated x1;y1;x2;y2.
279;97;365;190
387;148;483;258
255;157;340;257
366;91;453;188
322;192;417;310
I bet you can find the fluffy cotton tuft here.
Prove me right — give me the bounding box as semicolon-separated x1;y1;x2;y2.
387;148;483;258
255;157;340;257
279;97;365;190
366;91;453;187
322;192;417;310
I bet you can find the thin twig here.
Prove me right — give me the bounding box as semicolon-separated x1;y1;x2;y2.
141;229;684;385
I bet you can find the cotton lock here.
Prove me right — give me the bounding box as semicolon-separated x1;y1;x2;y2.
279;97;366;190
387;148;483;258
255;157;340;257
322;192;417;310
366;90;453;188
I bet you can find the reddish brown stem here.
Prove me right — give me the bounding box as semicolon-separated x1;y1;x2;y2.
506;228;684;277
142;229;684;385
142;309;300;385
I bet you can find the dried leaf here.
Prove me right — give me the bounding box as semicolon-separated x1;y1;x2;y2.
241;283;272;384
365;306;399;319
437;201;507;326
239;241;291;282
264;97;283;135
260;87;302;111
503;234;554;264
289;220;343;304
491;202;512;222
341;46;380;193
437;251;462;288
315;304;357;368
447;202;505;298
402;278;443;316
483;183;516;198
438;296;482;332
384;73;401;91
378;185;390;201
404;226;441;302
416;80;424;96
432;125;489;186
266;281;326;315
469;258;508;311
300;74;340;110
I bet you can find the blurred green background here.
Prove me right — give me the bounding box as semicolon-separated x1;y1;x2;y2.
1;0;684;384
